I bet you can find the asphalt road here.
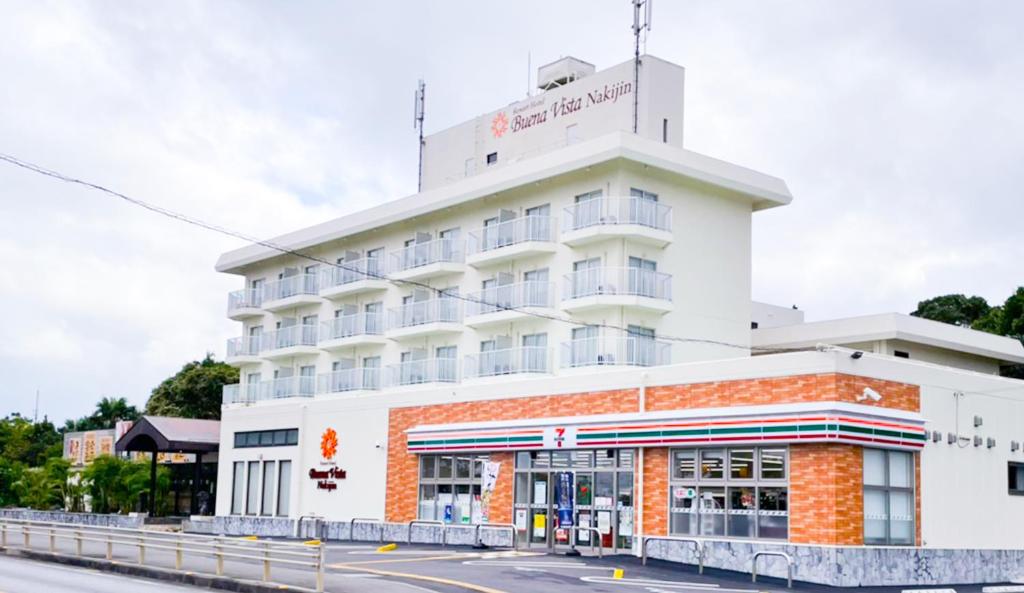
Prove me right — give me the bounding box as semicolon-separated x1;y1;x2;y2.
0;554;202;593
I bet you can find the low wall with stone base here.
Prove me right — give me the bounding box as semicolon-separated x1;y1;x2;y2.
644;538;1024;587
183;516;513;548
0;509;145;529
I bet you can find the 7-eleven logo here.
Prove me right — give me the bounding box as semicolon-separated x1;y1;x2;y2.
545;426;574;449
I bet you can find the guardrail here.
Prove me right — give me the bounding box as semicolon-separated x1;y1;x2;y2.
0;517;325;592
407;519;446;547
641;535;705;574
752;550;794;588
474;523;517;549
349;518;384;543
567;526;603;558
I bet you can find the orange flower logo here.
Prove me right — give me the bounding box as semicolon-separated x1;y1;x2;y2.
320;427;338;461
491;112;509;138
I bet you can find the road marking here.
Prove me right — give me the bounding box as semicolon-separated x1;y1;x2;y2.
464;560;608;571
580;575;759;592
331;553;469;566
347;549;472;556
983;588;1024;593
332;564;507;593
514;566;548;573
903;590;957;593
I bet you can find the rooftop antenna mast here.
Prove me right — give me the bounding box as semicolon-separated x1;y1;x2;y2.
33;389;39;422
414;79;426;192
632;0;652;133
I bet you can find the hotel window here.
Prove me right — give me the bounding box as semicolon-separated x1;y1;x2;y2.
1009;463;1024;495
231;461;245;515
486;152;497;165
418;454;488;524
277;461;292;516
863;448;915;545
669;447;788;540
260;461;276;516
245;461;260;515
234;429;299;448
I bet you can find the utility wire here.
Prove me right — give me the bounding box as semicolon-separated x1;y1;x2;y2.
0;152;808;354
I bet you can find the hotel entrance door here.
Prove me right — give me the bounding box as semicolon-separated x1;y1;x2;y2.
513;449;635;553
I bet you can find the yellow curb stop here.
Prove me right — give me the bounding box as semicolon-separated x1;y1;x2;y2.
377;543;398;552
613;568;624;579
303;539;321;546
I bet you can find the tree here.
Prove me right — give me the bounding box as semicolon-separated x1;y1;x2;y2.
13;466;61;510
0;458;25;506
145;354;238;420
0;414;61;467
911;294;991;327
64;396;140;432
82;455;169;514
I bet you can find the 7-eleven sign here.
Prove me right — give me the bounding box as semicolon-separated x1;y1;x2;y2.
543;426;577;449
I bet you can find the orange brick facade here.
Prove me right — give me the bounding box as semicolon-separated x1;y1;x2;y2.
386;373;921;545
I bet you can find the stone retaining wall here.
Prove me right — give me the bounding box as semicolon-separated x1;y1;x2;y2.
0;509;144;529
644;538;1024;587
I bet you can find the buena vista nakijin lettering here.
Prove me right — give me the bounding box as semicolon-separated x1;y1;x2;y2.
500;80;633;136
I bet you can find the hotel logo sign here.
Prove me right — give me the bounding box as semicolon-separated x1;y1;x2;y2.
310;427;346;492
489;79;632;139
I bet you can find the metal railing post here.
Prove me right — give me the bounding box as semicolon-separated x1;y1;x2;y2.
75;530;82;556
137;534;145;565
1;522;6;547
641;536;704;574
262;541;271;582
175;536;183;570
106;531;112;560
752;550;793;589
23;525;29;548
215;537;225;576
315;544;325;593
49;527;55;553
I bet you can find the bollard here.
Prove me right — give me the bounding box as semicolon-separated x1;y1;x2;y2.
49;527;55;553
315;544;325;593
75;530;82;556
215;538;224;576
262;541;271;582
175;538;183;570
138;535;145;565
106;532;113;560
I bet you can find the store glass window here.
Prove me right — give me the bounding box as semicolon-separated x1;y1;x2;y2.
863;448;915;545
669;446;789;540
418;454;489;524
1010;462;1024;495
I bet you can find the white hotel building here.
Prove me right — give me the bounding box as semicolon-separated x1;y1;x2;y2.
211;56;1024;586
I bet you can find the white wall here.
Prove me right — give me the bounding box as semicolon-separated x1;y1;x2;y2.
751;301;804;329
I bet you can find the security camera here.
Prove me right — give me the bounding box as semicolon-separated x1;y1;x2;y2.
856;387;882;402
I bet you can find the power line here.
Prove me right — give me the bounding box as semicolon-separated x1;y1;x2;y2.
0;152;807;354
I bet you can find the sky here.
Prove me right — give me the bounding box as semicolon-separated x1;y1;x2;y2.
1;1;1021;425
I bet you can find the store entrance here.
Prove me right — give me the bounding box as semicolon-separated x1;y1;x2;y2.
514;449;634;553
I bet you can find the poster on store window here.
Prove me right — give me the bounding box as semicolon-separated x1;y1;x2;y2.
597;511;612;535
555;472;574;527
480;461;500;523
514;508;528;531
532;512;546;538
578;513;592;542
618;507;633;535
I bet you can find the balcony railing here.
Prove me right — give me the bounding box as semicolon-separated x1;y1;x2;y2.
227;288;263;312
264;273;319;302
260;324;318;352
388;299;462;329
258;376;316;399
227;335;261;358
317;367;382;394
465;347;550;378
390;238;463;273
561;336;671;368
465;281;554;316
387;358;459;386
320;257;385;288
222;384;243;404
467;216;553;254
563;267;672;301
320;312;384;341
562;197;671;233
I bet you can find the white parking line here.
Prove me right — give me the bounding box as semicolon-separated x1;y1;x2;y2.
982;587;1024;593
902;589;957;593
463;560;608;571
580;575;759;593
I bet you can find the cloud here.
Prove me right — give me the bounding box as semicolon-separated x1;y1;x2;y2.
0;1;1021;423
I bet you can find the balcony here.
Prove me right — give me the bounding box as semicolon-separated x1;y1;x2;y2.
317;367;382;395
561;336;672;368
389;238;464;282
387;358;459;387
262;274;321;312
464;347;551;379
318;313;387;350
225;336;262;366
561;267;673;314
385;299;463;340
222;377;315;403
561;197;672;247
466;216;556;267
260;324;320;359
319;258;389;300
464;281;555;327
227;289;263;320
